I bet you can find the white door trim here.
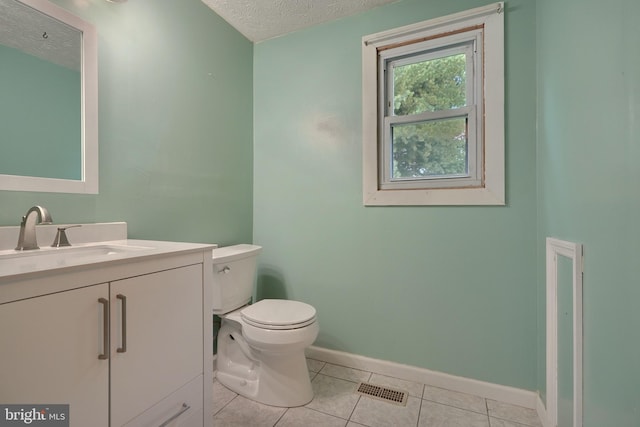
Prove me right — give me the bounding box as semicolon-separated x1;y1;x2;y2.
546;237;583;427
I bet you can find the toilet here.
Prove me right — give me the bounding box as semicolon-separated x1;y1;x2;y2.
212;244;319;407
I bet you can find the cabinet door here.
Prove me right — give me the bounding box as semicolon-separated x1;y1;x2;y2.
110;265;203;427
0;284;110;427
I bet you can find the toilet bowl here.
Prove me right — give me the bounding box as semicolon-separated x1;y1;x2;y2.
212;245;319;407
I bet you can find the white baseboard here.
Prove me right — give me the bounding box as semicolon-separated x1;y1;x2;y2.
537;394;550;427
306;345;540;411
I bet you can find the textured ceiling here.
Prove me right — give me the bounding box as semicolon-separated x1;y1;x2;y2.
0;0;81;71
201;0;400;42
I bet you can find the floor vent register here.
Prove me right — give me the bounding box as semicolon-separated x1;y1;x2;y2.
356;382;408;406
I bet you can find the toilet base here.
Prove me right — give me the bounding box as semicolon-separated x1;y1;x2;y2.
217;323;314;407
218;348;313;407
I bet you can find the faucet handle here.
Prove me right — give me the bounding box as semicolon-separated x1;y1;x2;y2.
51;225;82;248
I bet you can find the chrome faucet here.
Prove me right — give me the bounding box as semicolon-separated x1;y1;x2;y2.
15;206;53;250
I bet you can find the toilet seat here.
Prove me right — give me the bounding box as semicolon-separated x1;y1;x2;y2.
241;299;317;330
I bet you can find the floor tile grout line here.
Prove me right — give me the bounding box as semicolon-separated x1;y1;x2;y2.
213;392;239;417
317;372;373;383
420;396;489;416
319;368;374;424
317;360;369;371
314;371;367;385
272;406;289;427
347;394;364;423
486;397;490;419
302;406;351;424
416;395;424;427
489;414;539;427
416;382;426;427
303;404;355;425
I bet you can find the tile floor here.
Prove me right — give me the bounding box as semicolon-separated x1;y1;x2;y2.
212;359;543;427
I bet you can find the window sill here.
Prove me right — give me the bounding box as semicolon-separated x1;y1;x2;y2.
363;186;505;206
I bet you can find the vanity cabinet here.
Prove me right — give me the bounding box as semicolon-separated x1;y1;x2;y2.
110;265;203;426
0;246;213;427
0;283;110;427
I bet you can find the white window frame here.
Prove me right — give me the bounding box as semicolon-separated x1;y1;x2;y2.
380;33;481;190
362;3;505;206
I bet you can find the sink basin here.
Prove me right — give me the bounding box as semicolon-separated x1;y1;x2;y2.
0;243;154;275
0;244;152;260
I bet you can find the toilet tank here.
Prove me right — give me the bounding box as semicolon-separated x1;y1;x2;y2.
211;244;262;314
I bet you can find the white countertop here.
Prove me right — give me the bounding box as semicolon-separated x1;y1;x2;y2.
0;239;215;284
0;222;216;285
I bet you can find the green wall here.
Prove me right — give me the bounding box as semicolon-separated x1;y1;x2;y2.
537;0;640;424
253;0;538;390
0;0;254;245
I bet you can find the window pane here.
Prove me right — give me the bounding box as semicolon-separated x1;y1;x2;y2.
393;53;466;116
391;117;467;179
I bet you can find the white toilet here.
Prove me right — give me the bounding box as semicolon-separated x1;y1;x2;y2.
212;244;319;407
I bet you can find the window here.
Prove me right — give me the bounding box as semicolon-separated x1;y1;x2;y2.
362;3;505;206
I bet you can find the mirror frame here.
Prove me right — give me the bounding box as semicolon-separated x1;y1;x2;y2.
0;0;97;194
545;237;583;427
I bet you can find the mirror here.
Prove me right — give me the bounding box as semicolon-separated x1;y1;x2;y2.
546;237;583;427
0;0;97;193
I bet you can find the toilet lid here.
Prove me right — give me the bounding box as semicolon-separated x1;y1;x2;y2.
241;299;316;330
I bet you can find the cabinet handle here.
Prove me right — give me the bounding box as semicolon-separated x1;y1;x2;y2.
98;298;109;360
116;294;127;353
158;403;190;427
